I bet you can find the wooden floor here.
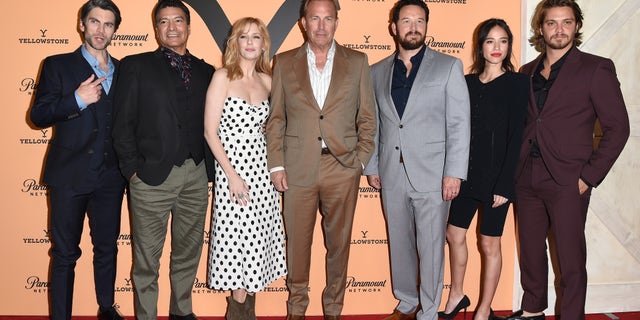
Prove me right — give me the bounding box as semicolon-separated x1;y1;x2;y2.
2;311;640;319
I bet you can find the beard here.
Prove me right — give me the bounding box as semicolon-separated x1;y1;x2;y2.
397;31;426;50
545;33;573;50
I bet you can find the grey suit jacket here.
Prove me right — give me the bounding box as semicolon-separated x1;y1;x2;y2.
363;47;470;192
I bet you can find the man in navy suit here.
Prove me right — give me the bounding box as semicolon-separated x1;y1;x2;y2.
506;1;630;319
112;1;214;319
29;1;126;319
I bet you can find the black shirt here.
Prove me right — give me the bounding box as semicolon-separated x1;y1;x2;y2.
529;46;573;157
391;45;426;119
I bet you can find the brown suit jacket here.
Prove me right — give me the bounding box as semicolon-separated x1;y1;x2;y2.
517;47;629;187
266;43;376;186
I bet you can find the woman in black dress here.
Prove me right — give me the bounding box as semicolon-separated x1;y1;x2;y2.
439;18;529;320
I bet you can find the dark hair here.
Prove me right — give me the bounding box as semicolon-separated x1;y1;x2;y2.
300;0;340;19
390;0;429;24
153;0;191;25
470;18;515;74
80;0;122;31
529;0;583;52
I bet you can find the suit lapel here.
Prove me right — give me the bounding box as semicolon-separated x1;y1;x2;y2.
403;47;433;118
293;46;321;111
380;55;400;121
323;45;348;113
541;48;581;114
524;55;542;116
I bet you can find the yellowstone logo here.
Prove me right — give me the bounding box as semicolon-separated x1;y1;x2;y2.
344;34;393;51
23;229;51;245
184;0;341;57
19;29;70;45
351;229;388;245
19;128;51;145
115;278;134;293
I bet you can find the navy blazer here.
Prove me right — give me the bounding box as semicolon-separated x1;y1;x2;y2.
30;47;120;190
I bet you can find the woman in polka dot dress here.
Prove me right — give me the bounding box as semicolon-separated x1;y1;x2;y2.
204;17;286;320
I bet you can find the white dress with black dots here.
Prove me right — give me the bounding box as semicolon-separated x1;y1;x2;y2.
207;96;287;292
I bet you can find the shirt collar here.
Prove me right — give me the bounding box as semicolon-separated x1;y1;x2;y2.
306;41;337;62
394;44;427;64
80;44;114;73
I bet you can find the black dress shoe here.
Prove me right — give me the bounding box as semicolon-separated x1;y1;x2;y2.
98;306;125;320
502;310;544;320
169;313;198;320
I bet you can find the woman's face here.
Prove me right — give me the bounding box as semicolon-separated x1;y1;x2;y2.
482;26;509;68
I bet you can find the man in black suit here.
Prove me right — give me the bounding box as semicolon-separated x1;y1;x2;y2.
112;1;214;319
29;1;126;319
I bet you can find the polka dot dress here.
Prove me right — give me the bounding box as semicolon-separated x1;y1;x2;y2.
208;97;287;292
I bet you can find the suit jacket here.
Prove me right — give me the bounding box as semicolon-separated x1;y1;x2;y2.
266;43;377;186
461;72;528;201
112;48;214;186
363;47;470;192
30;47;121;190
517;48;629;187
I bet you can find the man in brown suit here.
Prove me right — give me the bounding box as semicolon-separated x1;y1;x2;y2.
265;0;376;319
506;1;630;320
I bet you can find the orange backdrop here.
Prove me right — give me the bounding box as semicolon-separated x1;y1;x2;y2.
1;0;521;317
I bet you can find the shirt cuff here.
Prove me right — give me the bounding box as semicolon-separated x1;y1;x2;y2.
269;166;284;173
74;91;88;110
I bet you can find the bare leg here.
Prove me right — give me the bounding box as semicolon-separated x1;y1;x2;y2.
443;224;469;313
474;235;501;320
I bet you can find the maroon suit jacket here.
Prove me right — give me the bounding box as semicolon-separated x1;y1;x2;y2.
517;47;629;187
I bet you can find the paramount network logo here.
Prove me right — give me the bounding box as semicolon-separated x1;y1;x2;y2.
18;29;70;45
25;276;50;294
117;233;132;246
192;277;224;295
425;36;466;55
19;77;37;96
358;185;380;199
21;179;49;197
345;276;387;293
110;31;150;48
23;229;51;245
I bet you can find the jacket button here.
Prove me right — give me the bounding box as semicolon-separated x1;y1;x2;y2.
395;146;399;150
319;115;324;119
536;118;542;123
399;124;403;128
317;137;322;141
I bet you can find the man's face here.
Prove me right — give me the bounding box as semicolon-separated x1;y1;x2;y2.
301;0;338;49
392;5;427;51
155;6;190;55
540;6;578;51
79;8;116;52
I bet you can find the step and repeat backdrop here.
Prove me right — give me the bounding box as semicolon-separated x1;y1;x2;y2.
1;0;521;317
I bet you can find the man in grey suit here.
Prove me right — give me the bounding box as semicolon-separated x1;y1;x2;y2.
363;1;470;319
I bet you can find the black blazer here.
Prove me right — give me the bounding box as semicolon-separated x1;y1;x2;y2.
460;71;528;200
30;47;121;190
112;48;214;186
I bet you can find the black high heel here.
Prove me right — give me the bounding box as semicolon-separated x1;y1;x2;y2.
438;295;471;319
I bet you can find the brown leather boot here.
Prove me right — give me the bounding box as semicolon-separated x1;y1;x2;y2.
245;294;256;320
225;296;246;320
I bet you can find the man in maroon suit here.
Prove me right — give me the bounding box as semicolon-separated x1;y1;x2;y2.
506;1;630;320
